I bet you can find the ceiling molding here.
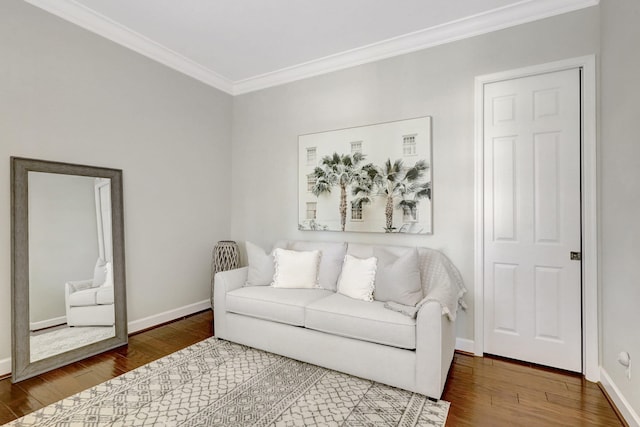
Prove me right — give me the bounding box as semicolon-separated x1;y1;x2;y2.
24;0;235;94
232;0;599;94
24;0;598;96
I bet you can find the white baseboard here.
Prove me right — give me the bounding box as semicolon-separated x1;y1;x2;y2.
600;367;640;427
455;337;475;354
0;357;10;378
30;315;67;332
127;299;211;334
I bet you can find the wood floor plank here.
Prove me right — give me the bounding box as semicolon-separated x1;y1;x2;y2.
0;310;625;426
13;376;66;407
444;352;624;426
450;358;571;395
544;391;624;421
0;394;43;419
0;402;17;425
566;380;611;397
489;356;586;385
0;380;30;405
76;353;128;379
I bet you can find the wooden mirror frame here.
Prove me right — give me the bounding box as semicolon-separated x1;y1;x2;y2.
11;157;128;382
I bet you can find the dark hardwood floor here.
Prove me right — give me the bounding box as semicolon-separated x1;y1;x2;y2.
0;311;625;426
442;353;624;426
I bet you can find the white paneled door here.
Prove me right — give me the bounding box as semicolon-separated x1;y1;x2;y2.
483;68;582;372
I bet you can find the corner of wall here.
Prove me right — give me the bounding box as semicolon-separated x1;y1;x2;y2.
600;367;640;427
455;338;475;354
0;357;10;378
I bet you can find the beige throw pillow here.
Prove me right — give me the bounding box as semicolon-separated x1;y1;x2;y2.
374;248;423;306
245;241;277;286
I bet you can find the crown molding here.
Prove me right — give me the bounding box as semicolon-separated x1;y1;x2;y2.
233;0;599;94
24;0;235;94
24;0;598;96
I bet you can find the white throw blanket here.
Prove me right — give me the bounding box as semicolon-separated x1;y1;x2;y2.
414;248;467;321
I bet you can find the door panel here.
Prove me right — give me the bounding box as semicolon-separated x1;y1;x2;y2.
493;263;518;334
492;137;517;242
483;68;582;372
534;266;562;340
534;132;561;243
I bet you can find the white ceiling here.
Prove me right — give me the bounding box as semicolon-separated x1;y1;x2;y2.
25;0;598;94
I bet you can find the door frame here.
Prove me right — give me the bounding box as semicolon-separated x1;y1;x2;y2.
473;55;598;381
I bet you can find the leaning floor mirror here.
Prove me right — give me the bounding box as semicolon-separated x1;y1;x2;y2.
11;157;127;383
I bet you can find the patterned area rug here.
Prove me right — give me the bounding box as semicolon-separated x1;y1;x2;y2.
6;338;449;426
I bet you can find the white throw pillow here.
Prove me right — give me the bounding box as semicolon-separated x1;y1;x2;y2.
245;242;277;286
287;241;347;291
374;248;423;306
337;254;377;302
271;248;321;288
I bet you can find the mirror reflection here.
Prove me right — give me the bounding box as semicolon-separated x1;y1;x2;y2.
28;172;115;362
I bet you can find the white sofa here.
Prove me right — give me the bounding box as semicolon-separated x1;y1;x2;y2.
214;241;465;399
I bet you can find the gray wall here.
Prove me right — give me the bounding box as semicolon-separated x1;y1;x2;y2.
600;0;640;414
28;173;99;325
0;0;233;362
230;8;600;340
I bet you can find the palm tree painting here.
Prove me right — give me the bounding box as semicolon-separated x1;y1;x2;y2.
298;116;432;234
310;152;367;232
354;159;430;232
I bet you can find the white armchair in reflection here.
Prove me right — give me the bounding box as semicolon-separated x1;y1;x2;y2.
64;260;115;327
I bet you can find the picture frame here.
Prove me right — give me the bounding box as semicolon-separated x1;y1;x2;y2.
298;116;432;234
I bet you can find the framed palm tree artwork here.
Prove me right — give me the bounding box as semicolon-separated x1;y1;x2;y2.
298;116;432;234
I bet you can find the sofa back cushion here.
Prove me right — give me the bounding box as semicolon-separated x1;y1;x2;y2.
287;241;346;291
245;241;288;286
346;243;412;259
92;258;108;286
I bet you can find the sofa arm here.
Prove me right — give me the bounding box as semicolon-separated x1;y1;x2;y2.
64;279;94;316
65;279;95;294
415;300;456;398
213;267;248;339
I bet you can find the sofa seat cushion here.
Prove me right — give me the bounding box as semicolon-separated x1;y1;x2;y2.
227;286;333;326
304;294;416;350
